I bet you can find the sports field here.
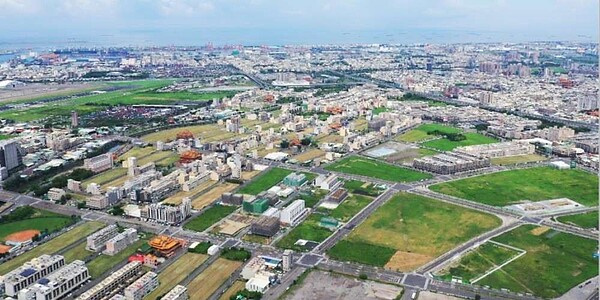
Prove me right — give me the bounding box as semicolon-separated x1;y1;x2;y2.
324;156;432;182
0;209;76;241
396;124;461;143
490;154;547;165
87;237;149;278
421;132;497;151
430;167;599;206
327;193;501;270
476;225;598;298
237;167;293;195
184;205;238;232
277;214;334;252
144;253;208;300
186;258;242;299
557;211;599;230
0;221;104;274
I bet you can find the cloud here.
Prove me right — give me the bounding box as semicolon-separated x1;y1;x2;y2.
158;0;214;16
0;0;41;15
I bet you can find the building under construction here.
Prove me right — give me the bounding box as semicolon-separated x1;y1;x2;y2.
413;151;490;174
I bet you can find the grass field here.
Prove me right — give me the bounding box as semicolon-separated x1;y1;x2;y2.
475;225;598;298
328;194;373;222
396;124;461;143
187;258;242;300
144;253;208;300
490;154;547;166
324;156;432;182
293;149;326;162
0;221;104;275
237;167;293;195
82;168;128;188
142;124;244;144
430;167;599;206
62;242;93;263
557;211;599;230
87;237;150;278
0;209;76;241
327;193;501;270
218;281;246;300
298;189;329;208
436;242;521;283
421;132;497;151
184;205;238;232
192;183;239;209
277;214;334;252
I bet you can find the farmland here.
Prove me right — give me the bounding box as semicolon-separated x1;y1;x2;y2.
142;124;245;144
192;183;239;209
476;225;598;298
144;253;208;300
327;193;501;270
324;156;432;182
186;258;242;299
430;167;599;206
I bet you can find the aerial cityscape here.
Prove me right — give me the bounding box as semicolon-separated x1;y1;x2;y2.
0;1;598;300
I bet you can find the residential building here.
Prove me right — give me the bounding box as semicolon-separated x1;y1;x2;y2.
84;153;114;173
282;250;292;272
141;198;191;225
161;285;188;300
124;272;158;300
17;260;89;300
280;200;307;226
4;255;65;297
77;261;142;300
86;195;109;210
47;188;66;201
104;228;139;256
86;224;118;252
328;188;348;203
413;152;490;174
0;140;22;172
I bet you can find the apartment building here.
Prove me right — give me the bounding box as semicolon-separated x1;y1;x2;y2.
141;198;191;225
86;224;118;252
83;153;114;173
4;255;65;297
17;260;90;300
123;271;158;300
77;261;142;300
104;228;139;256
161;285;188;300
413;152;490;174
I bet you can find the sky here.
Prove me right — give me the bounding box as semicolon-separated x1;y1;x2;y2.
0;0;597;47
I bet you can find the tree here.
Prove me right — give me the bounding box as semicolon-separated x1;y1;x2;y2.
280;140;290;149
359;273;368;280
77;202;86;209
301;137;312;146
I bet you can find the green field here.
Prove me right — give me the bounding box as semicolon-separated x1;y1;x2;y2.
184;205;238;232
324;156;432;182
144;253;208;300
87;236;149;278
557;211;599;230
490;154;547;166
430;167;599;206
373;107;389;115
396;124;461;143
421;132;497;151
328;194;373;222
476;225;598;298
298;189;329;208
82;168;128;188
0;135;11;140
276;214;334;252
328;240;397;266
237;167;293;195
0;222;104;275
0;209;76;241
62;242;93;263
327;193;501;270
436;242;521;283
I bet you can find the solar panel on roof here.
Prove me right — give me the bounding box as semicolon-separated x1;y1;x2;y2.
20;268;36;277
38;278;50;285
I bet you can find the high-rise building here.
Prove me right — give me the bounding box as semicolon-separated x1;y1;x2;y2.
86;224;119;252
141;198;191;225
71;111;79;127
282;250;293;272
0;140;22;172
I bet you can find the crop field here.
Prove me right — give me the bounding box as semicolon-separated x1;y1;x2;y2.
277;214;334;252
186;258;242;299
327;193;501;270
0;221;104;274
557;211;599;230
145;253;208;300
142;124;244;144
324;156;432;182
218;280;246;300
327;194;373;222
237;167;293;195
184;205;238;232
421;132;497;151
87;237;150;278
192;183;239;209
436;242;522;283
490;154;547;165
0;209;76;241
476;225;598;298
396;124;461;143
430;167;599;206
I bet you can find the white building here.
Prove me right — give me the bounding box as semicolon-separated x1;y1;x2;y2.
77;261;142;300
314;174;341;191
280;200;307;226
245;272;271;293
104;228;139;256
4;255;65;297
124;271;158;300
17;260;90;300
86;224;118;252
161;285;188;300
84;153;113;173
47;188;66;201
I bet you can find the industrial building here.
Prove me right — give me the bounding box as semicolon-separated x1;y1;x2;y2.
413;152;490;174
86;224;118;252
123;271;158;300
17;260;90;300
77;261;142;300
104;228;139;256
4;255;65;297
83;153;114;173
243;198;269;214
250;216;280;237
280;200;307;226
282;173;307;187
161;285;188;300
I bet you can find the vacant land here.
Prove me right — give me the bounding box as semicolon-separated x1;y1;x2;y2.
218;280;246;300
87;237;149;278
187;258;242;300
164;180;216;205
293;149;326;162
328;194;373;222
62;242;93;263
436;242;521;283
144;253;208;300
396;124;461;143
490;154;547;166
476;225;598;298
422;133;497;151
324;156;431;182
192;183;239;209
142;124;244;144
237;167;293;195
0;209;75;241
0;221;104;274
184;205;238;232
430;167;599;206
557;211;599;230
298;189;329;208
277;214;334;252
328;193;500;270
82;168;128;188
